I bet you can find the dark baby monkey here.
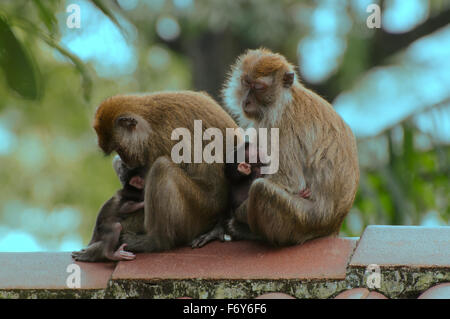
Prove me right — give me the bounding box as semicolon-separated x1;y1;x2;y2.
192;142;311;248
226;142;265;214
72;156;146;262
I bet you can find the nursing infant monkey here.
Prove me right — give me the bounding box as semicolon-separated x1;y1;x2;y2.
191;141;311;248
72;157;146;261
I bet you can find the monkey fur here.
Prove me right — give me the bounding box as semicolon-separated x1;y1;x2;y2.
192;141;311;248
221;48;359;246
71;156;146;262
93;91;239;253
191;142;263;248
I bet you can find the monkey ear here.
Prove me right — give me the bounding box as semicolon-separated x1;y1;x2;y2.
283;72;295;88
116;116;138;131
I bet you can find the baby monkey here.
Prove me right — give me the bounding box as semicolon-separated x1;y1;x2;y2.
226;142;265;216
192;142;311;248
72;156;146;262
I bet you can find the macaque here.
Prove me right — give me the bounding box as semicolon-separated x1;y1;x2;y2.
71;156;146;262
221;48;359;246
93;91;238;252
226;142;264;211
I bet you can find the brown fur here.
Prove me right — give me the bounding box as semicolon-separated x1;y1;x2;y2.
93;91;238;252
223;49;359;246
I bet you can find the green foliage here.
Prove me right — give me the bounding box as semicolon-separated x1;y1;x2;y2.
0;14;39;99
0;0;93;101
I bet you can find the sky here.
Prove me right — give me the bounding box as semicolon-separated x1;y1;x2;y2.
0;0;448;252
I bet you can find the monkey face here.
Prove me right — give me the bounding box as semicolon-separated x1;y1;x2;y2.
93;123;115;155
239;75;274;119
94;96;153;169
232;49;296;121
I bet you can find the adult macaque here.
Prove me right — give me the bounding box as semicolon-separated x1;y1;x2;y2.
93;91;238;252
71;156;146;262
221;48;359;246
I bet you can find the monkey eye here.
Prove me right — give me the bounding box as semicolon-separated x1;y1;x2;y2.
241;77;251;87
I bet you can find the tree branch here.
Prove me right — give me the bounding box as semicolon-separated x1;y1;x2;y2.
372;6;450;65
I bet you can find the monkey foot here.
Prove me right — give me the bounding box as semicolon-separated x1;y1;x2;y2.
298;188;311;199
191;225;225;249
110;243;136;261
71;249;87;261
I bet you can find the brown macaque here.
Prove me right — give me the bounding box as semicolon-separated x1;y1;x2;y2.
71;156;147;262
93;91;238;253
221;48;359;246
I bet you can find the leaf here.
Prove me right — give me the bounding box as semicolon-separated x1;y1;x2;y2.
44;38;93;101
9;17;93;101
32;0;57;34
0;14;39;100
90;0;124;34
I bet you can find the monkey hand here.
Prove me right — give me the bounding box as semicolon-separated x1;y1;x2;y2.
191;223;226;249
298;188;311;199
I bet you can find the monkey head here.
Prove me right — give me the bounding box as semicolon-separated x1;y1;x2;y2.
112;155;147;189
225;142;266;182
223;48;296;122
93;96;152;168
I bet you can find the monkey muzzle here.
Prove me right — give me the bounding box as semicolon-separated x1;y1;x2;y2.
242;98;258;117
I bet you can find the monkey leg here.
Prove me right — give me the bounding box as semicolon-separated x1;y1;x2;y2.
102;223;135;261
246;178;332;246
72;242;135;262
72;242;105;262
123;156;221;253
72;223;135;262
226;217;262;241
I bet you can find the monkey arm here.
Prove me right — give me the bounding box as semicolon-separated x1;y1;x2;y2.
246;178;327;246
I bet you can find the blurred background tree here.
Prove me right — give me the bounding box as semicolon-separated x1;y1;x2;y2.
0;0;448;251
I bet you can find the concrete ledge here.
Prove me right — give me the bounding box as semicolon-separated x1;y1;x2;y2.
0;252;115;298
112;237;356;280
346;225;450;298
0;226;449;299
109;237;356;298
350;226;450;267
